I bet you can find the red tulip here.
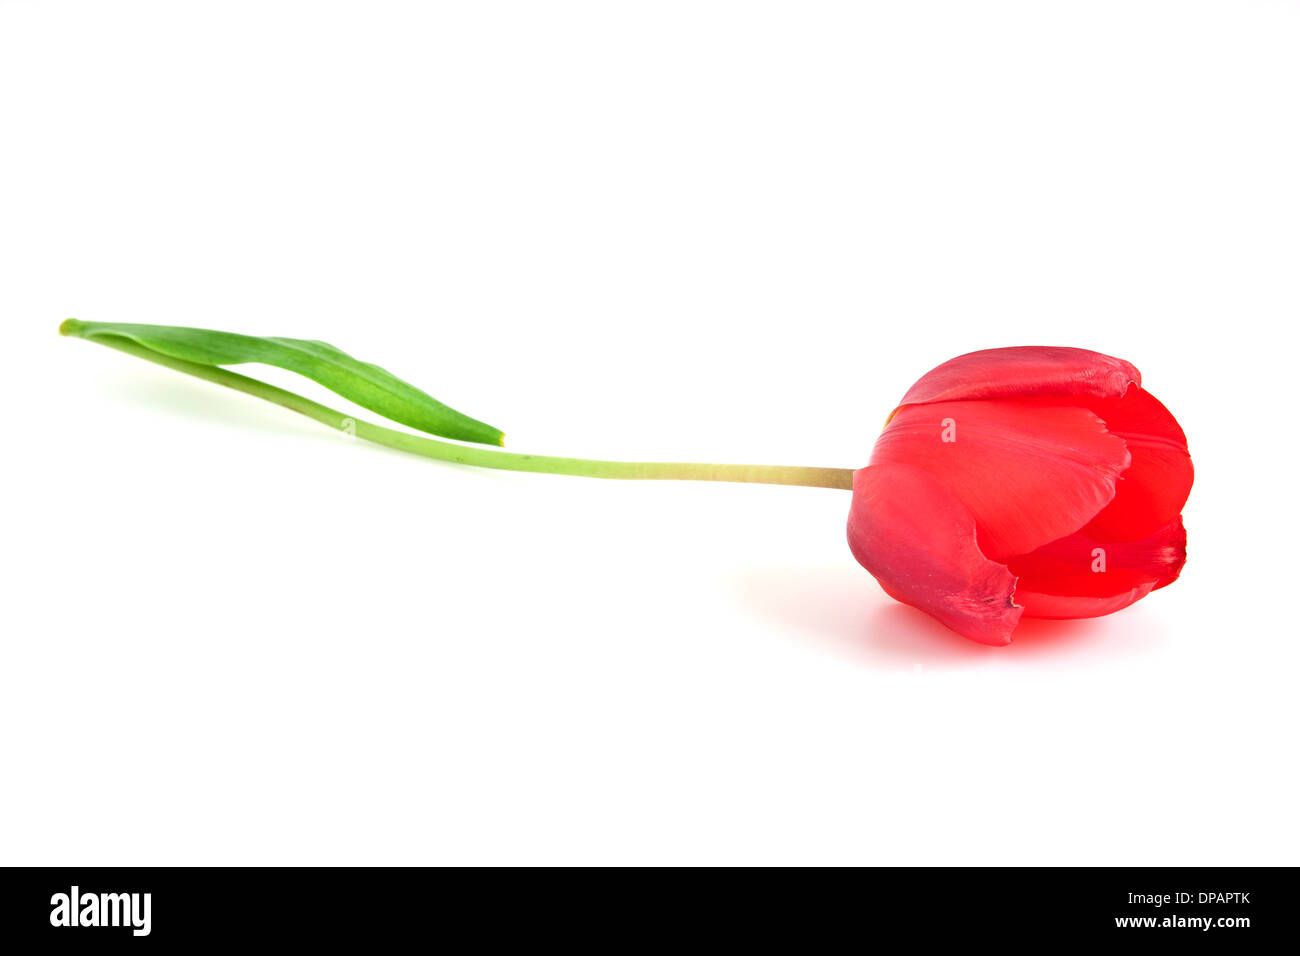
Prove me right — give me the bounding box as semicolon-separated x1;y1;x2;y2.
63;323;1194;649
847;347;1192;645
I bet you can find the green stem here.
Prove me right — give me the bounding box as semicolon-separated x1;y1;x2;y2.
67;328;854;490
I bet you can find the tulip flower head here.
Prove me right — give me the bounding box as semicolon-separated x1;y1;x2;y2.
847;347;1192;644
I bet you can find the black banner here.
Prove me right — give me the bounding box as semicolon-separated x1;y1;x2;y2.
0;867;1291;946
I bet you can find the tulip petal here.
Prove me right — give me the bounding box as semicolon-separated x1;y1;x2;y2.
848;463;1021;645
1079;387;1193;542
900;346;1140;407
870;400;1131;561
1007;516;1187;618
1005;582;1157;620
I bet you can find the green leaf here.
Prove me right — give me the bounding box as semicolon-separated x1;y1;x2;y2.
60;319;504;446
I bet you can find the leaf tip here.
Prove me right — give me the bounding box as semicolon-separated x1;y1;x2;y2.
60;318;84;337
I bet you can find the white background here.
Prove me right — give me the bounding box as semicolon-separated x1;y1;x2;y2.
2;1;1297;865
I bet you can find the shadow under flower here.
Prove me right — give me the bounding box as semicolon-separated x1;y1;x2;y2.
734;563;1166;670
